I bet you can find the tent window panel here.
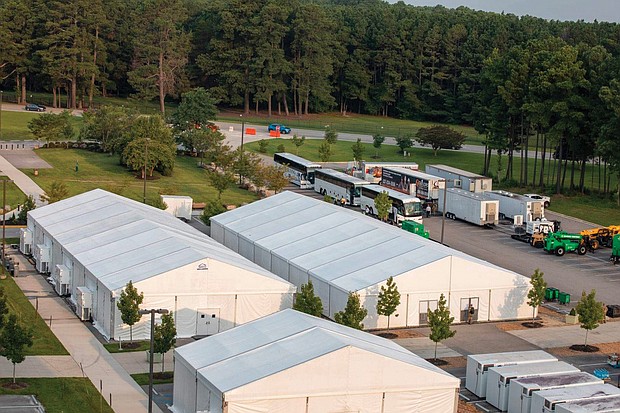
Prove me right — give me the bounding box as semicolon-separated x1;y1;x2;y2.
419;300;437;325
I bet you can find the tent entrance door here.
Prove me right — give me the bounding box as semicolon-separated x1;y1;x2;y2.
196;308;220;336
460;297;479;322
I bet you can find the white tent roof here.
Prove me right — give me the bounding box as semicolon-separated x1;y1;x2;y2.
176;309;458;393
29;189;290;291
211;191;528;292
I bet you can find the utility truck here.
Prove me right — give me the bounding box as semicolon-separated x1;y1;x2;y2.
437;188;499;226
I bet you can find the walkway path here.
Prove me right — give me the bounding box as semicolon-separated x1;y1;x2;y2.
0;154;46;207
508;322;620;349
0;356;82;378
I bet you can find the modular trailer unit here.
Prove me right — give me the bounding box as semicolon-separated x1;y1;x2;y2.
531;384;620;413
486;361;579;411
466;351;558;398
426;164;492;193
555;396;620;412
508;372;602;413
380;167;445;201
438;188;499;226
356;161;419;183
485;190;545;221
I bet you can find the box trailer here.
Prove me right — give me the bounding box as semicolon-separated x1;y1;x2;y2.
555;395;620;412
485;190;545;221
355;161;419;183
508;372;602;413
161;195;193;221
437;188;499;226
425;164;492;193
466;351;557;398
531;384;620;413
380;167;444;201
486;361;579;411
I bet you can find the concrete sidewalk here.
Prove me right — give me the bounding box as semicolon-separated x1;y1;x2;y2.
508;322;620;349
11;252;161;413
0;154;46;207
0;356;82;378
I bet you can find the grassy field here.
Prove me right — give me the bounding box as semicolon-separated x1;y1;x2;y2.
247;138;620;226
31;149;257;206
0;378;113;413
0;275;68;355
0;110;83;141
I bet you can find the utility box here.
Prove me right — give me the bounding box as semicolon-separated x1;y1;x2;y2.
508;372;602;413
34;244;50;274
53;265;71;296
426;164;492;193
531;384;620;413
19;228;32;255
161;195;193;221
466;351;558;398
485;361;579;412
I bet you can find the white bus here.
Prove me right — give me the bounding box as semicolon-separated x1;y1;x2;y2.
313;168;372;206
360;185;424;224
273;153;322;189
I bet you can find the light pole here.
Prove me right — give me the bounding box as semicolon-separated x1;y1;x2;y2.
1;178;13;275
239;114;245;185
143;138;150;204
0;90;3;141
139;308;169;413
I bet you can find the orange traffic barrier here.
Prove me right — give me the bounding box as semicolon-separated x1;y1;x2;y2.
246;128;256;135
269;131;280;137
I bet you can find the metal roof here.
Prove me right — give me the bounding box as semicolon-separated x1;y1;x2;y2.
211;191;528;292
427;164;488;179
28;189;291;291
382;167;442;181
176;309;458;393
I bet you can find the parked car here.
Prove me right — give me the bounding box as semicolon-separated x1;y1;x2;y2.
268;123;291;134
523;193;551;208
25;103;46;112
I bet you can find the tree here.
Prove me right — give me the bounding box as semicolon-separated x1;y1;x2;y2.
527;269;547;323
263;164;290;194
153;312;176;373
575;290;605;349
40;181;69;204
28;111;74;142
318;141;332;162
171;87;219;130
351;138;365;164
416;126;466;156
206;169;235;200
291;134;306;155
200;200;226;225
293;281;323;317
116;281;144;344
374;191;391;222
334;292;367;330
372;134;385;158
427;293;456;361
79;106;134;152
376;276;400;331
17;195;36;223
324;126;338;145
122;116;176;177
0;287;9;329
0;314;34;383
394;135;413;154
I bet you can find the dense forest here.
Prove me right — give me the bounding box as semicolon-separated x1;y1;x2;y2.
2;0;620;194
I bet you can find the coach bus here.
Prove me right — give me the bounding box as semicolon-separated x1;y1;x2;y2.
273;153;322;189
314;168;372;206
360;185;424;224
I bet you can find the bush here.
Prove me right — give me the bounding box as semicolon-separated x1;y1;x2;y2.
277;144;286;152
200;200;226;225
258;140;269;153
569;308;576;316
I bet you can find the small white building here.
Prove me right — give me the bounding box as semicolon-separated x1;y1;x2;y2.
23;189;295;340
171;309;460;413
161;195;193;220
210;191;534;329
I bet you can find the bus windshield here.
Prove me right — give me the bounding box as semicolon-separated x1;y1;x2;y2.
403;201;423;217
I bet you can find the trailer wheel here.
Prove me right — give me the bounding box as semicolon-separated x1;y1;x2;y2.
578;245;587;255
544;201;550;208
555;247;565;256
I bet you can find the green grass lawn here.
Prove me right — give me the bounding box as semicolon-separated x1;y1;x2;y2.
131;372;174;386
0;276;68;355
0;378;113;413
30;149;257;206
0;110;83;141
248;138;620;226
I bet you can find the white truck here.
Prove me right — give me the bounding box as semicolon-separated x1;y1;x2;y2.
437;188;499;226
485;190;545;222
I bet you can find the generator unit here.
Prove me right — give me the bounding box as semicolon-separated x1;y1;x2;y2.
76;287;93;321
53;265;71;296
19;228;32;255
34;244;50;274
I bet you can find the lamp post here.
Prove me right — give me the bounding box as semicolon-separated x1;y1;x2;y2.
1;178;13;275
142;138;150;204
239;114;245;185
139;308;169;413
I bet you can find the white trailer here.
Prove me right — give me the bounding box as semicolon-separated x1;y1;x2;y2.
466;351;557;398
555;395;620;413
380;167;444;201
486;361;579;412
531;384;620;413
426;164;492;193
437;188;499;226
355;161;419;183
161;195;193;221
508;372;602;413
485;190;545;221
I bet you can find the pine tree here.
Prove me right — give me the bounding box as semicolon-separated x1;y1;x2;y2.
376;276;400;331
372;134;385;158
334;292;367;330
527;269;547;323
576;290;605;349
351;138;365;163
318;141;332;162
116;281;144;344
293;281;323;317
0;314;34;383
154;312;176;373
428;294;456;361
324;127;338;145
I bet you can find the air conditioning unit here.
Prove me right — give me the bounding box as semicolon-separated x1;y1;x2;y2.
76;287;93;321
19;229;32;255
53;265;72;296
35;244;50;274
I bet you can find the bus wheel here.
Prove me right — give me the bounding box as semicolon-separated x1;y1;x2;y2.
364;206;370;215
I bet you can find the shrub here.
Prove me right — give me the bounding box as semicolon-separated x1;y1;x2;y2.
569;308;576;316
200;200;226;225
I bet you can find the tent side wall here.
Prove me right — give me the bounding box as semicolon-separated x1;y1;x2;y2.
171;355;199;413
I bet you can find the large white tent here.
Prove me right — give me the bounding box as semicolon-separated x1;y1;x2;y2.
210;191;533;329
23;189;295;340
171;309;460;413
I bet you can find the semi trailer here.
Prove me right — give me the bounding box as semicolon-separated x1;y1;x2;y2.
437;188;499;226
485;190;545;222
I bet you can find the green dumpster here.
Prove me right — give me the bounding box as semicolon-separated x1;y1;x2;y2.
545;288;554;301
558;292;570;305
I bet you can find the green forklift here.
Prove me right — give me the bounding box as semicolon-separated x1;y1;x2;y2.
611;234;620;265
544;231;587;256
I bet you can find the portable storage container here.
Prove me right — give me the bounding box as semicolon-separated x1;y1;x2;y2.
555;395;620;412
437;188;499;226
530;384;620;413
